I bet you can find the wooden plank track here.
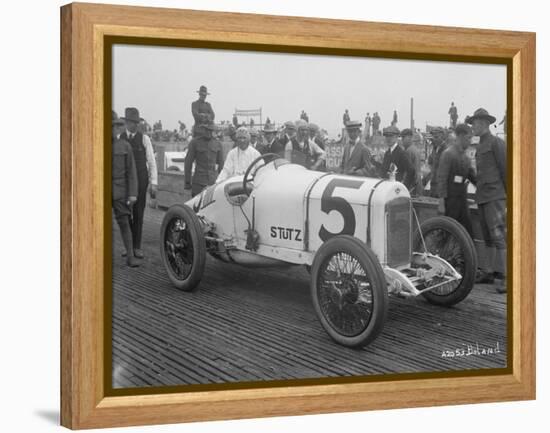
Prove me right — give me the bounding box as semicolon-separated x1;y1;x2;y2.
111;206;507;389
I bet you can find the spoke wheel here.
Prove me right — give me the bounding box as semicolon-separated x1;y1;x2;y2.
160;205;206;291
414;216;477;306
311;235;388;348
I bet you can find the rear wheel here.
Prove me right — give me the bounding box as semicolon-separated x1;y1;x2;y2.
160;204;206;291
414;216;477;306
311;235;388;348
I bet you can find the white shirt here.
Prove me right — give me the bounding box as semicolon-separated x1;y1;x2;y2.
390;142;399;154
125;130;158;185
217;145;262;183
347;137;360;156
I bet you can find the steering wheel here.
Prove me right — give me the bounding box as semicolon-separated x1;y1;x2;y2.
242;153;283;197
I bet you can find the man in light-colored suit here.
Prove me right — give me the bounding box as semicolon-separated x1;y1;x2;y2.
339;120;377;177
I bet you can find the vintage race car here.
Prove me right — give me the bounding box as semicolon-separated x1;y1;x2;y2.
160;154;477;348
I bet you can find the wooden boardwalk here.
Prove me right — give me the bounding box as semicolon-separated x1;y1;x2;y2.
111;206;507;389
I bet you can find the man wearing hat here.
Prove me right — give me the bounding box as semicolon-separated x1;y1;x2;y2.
343;109;350;126
436;123;477;236
340;121;377;177
372;112;381;136
381;125;415;188
217;127;261;183
401;128;423;195
448;102;459;128
184;123;224;197
308;123;325;150
111;111;139;267
467;108;507;293
191;85;215;137
120;107;158;259
427;126;448;197
285;120;326;170
364;113;372;139
258;123;283;156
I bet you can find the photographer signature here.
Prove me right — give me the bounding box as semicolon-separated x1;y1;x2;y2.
441;342;501;358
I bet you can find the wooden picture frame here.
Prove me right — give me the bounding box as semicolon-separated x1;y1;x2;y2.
60;2;535;429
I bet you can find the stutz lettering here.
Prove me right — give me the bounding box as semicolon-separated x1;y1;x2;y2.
270;226;302;241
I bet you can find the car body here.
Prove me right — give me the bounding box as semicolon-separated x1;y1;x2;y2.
161;156;477;347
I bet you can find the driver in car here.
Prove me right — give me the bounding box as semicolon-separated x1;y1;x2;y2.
216;127;262;183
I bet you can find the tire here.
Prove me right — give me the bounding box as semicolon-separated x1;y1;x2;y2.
311;235;388;348
160;204;206;291
413;216;477;306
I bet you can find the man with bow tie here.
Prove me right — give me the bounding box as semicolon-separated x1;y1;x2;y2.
339;120;377;177
119;107;158;259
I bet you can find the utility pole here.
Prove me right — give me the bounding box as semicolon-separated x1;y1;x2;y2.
410;97;415;130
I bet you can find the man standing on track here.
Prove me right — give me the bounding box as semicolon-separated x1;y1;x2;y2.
120;107;158;260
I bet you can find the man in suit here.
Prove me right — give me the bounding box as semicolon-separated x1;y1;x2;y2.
381;125;415;188
258;123;282;155
427;126;447;197
339;121;377;177
191;85;215;137
111;111;139;268
401;128;423;195
120;107;158;259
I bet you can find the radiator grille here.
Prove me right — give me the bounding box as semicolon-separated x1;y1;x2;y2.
385;197;411;267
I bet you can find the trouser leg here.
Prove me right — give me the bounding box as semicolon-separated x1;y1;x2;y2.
116;213;139;267
131;180;148;250
494;247;507;293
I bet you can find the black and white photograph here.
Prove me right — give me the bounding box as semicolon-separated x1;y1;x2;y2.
110;43;508;390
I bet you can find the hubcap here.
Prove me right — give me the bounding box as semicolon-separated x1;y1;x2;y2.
317;252;374;337
421;228;465;295
164;217;194;280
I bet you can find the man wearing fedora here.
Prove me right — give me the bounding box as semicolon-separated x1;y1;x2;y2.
184;123;224;197
191;85;215;137
339;121;377;177
467;108;507;293
380;125;415;189
258;123;282;156
111;111;139;267
120;107;158;259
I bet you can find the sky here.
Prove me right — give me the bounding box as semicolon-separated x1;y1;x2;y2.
113;44;507;138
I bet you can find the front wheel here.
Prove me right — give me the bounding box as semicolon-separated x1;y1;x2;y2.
413;216;477;306
160;204;206;291
311;235;388;348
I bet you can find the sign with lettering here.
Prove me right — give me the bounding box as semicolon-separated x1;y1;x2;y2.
325;141;345;172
